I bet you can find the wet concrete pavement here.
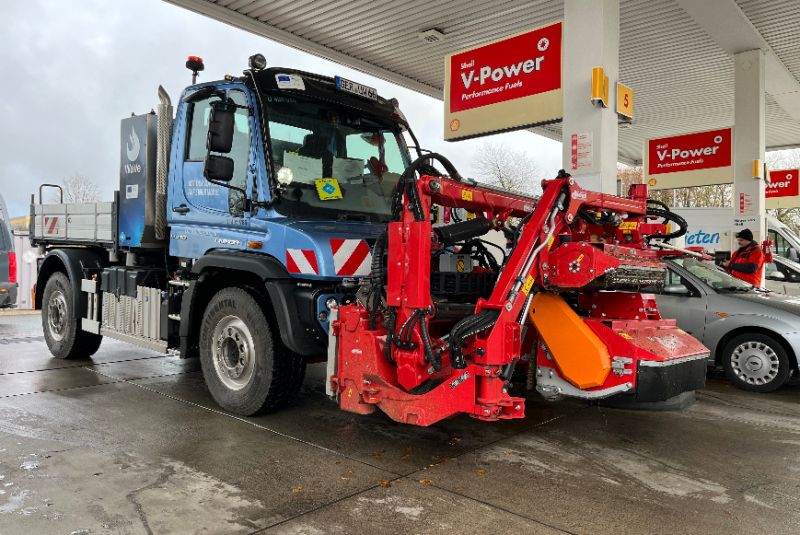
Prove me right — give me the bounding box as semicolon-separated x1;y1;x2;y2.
1;312;800;534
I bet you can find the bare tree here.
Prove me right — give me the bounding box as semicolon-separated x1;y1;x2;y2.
57;174;100;203
617;165;732;208
472;142;543;196
617;149;800;234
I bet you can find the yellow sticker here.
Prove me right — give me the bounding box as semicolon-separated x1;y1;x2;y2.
456;259;466;272
466;211;476;220
577;253;585;263
521;275;535;296
315;178;343;200
619;332;633;340
547;236;555;250
461;189;473;201
619;222;638;230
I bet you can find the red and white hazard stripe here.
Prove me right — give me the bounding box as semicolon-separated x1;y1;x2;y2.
330;239;372;276
44;216;59;235
286;249;319;275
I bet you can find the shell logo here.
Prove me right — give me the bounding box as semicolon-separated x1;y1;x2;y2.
449;118;461;132
648;178;657;187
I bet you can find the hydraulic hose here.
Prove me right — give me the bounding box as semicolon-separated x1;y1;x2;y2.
392;153;464;221
645;201;688;241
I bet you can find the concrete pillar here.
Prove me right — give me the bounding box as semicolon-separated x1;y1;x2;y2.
732;49;766;242
562;0;619;193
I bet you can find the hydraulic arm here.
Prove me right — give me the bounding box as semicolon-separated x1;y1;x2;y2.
329;168;708;426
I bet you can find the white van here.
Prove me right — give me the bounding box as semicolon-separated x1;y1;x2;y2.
672;207;800;261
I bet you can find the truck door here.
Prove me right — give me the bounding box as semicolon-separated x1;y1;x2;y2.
171;88;257;256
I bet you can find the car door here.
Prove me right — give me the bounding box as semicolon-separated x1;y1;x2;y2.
766;258;800;295
654;266;709;338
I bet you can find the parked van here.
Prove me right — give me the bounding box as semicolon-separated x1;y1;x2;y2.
0;195;17;308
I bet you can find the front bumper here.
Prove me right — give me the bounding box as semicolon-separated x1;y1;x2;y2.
635;355;708;402
0;282;17;308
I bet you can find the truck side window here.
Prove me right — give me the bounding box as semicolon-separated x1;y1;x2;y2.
185;91;251;215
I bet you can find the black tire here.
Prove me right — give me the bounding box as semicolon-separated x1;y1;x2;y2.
722;333;791;393
41;272;103;360
199;287;296;416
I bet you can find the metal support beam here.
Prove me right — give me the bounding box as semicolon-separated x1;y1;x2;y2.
561;0;619;193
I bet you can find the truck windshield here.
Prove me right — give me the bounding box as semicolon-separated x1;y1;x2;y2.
671;258;754;291
265;94;409;221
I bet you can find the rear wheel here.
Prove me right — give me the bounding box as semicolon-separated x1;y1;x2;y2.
199;287;302;415
722;333;791;393
41;272;102;359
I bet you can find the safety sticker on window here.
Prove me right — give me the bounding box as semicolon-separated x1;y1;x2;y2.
315;178;343;200
275;74;306;91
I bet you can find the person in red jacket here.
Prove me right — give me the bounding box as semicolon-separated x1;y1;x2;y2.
722;228;764;286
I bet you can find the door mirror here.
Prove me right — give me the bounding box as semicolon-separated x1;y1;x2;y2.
206;100;236;154
766;270;786;281
204;155;234;182
663;284;691;296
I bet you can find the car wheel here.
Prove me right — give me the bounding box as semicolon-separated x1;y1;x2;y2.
722;333;791;393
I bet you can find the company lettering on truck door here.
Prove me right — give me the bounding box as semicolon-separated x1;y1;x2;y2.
767;169;800;198
647;128;732;175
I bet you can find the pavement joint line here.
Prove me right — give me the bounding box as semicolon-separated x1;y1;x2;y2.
0;379;127;399
0;370;197;399
0;353;170;376
426;481;579;535
251;412;571;533
696;391;800;419
248;482;386;534
84;367;402;477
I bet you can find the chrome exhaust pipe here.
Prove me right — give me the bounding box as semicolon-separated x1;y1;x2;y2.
155;85;173;241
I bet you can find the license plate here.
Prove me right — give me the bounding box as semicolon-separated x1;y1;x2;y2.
335;76;378;100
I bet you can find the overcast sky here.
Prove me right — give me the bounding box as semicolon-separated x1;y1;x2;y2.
0;0;562;217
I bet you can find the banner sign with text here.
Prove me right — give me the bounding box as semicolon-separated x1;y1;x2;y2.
766;168;800;209
444;21;563;141
644;127;733;190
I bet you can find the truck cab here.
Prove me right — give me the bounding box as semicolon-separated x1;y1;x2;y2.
165;67;413;357
32;57;420;415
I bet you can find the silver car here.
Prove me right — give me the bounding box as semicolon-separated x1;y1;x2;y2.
656;257;800;393
765;255;800;295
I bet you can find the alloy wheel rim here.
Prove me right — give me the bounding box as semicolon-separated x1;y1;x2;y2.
730;341;780;386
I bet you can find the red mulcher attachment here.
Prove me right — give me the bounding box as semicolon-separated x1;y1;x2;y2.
328;164;709;426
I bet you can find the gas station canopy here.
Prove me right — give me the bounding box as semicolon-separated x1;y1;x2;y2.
167;0;800;165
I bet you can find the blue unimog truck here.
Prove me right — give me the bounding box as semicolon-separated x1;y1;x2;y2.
31;55;426;415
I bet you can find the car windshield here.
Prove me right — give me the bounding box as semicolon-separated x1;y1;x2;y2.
670;257;754;291
264;93;409;221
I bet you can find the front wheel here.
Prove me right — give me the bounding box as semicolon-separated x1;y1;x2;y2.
199;287;297;416
41;272;102;360
722;333;791;393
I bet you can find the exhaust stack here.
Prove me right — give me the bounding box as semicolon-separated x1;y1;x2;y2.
155;85;172;241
